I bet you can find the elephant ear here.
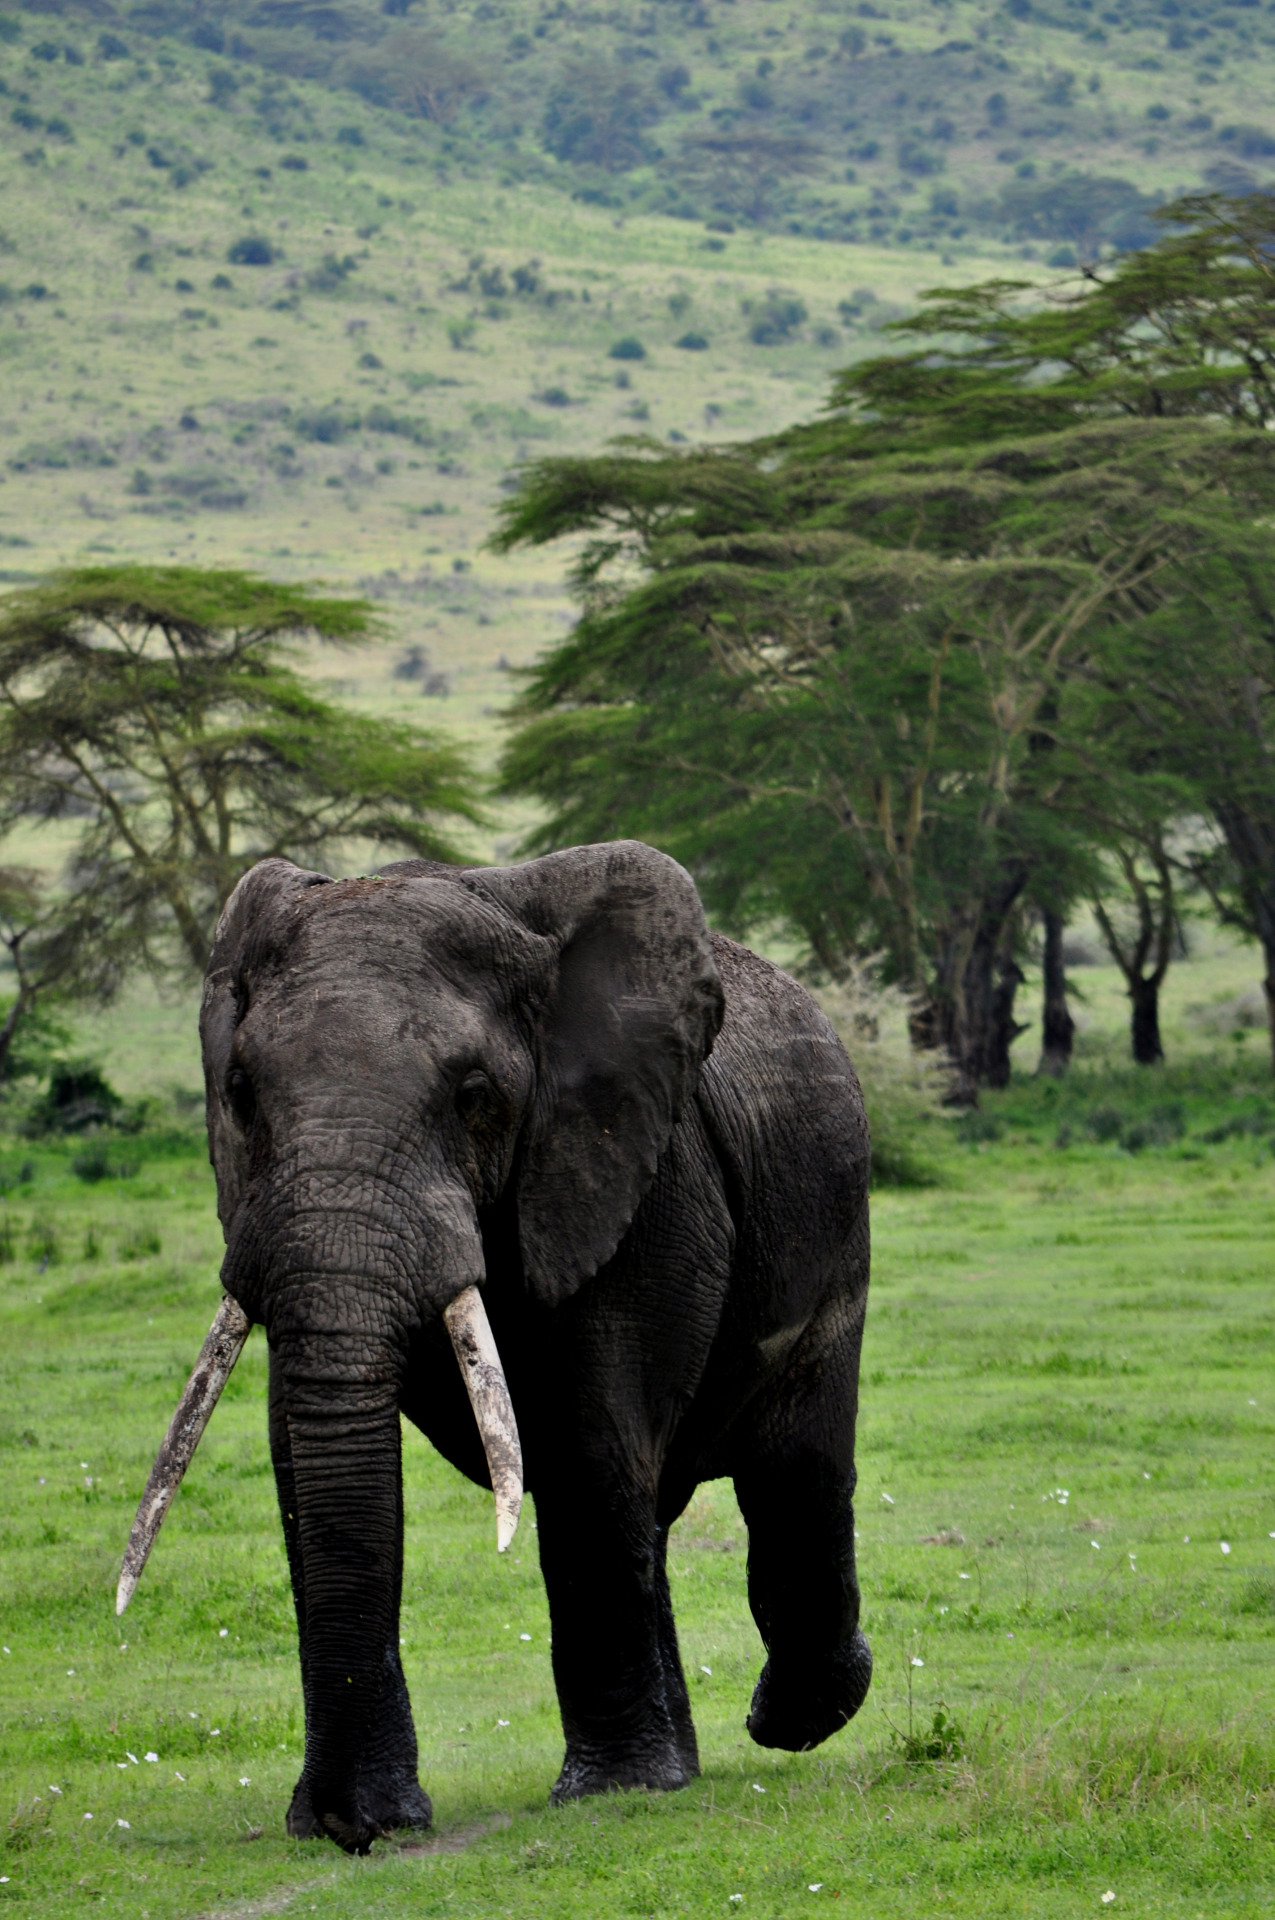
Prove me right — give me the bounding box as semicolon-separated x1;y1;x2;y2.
201;858;331;1234
462;841;724;1307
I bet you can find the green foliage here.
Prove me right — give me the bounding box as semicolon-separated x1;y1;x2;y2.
0;567;483;981
494;196;1275;1094
3;1062;1275;1912
23;1059;120;1136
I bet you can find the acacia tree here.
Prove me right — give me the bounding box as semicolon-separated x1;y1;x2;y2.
494;193;1275;1096
0;567;482;1057
495;418;1232;1101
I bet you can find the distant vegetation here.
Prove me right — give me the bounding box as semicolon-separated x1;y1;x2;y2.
496;194;1275;1102
2;0;1273;250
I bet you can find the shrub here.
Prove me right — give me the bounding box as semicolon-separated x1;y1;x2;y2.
675;332;709;350
24;1060;121;1136
818;961;946;1188
1086;1105;1124;1143
227;235;276;266
98;33;130;59
746;292;807;345
608;336;646;360
71;1142;112;1183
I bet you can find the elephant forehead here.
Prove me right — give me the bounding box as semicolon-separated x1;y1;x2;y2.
244;878;548;1017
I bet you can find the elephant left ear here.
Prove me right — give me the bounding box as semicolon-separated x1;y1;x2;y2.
461;841;724;1307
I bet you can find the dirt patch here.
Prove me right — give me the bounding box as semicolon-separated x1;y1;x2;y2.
396;1811;513;1857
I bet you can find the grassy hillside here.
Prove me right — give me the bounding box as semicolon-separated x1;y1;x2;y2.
1;0;1271;853
4;0;1272;251
0;12;1024;831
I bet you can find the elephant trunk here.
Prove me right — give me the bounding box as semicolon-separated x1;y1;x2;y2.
280;1341;405;1851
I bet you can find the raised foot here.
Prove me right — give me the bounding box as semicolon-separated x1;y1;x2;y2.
550;1747;698;1805
286;1773;433;1850
746;1629;873;1753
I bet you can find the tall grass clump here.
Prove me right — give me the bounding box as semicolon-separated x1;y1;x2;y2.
818;960;946;1187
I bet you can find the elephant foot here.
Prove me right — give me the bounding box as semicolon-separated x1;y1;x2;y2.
746;1629;873;1752
550;1742;697;1805
286;1772;433;1849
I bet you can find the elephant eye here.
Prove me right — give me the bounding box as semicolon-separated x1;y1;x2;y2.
227;1066;256;1127
456;1071;493;1120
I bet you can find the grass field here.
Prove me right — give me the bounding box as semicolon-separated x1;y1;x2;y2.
1;928;1273;1919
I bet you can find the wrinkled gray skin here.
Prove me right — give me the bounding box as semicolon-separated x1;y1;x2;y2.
202;840;872;1853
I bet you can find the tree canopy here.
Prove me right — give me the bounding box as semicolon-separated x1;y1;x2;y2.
493;194;1275;1095
0;566;483;1061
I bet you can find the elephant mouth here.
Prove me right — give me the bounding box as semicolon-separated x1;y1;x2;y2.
114;1283;522;1615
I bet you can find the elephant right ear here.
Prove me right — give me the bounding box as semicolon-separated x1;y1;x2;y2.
201;858;330;1235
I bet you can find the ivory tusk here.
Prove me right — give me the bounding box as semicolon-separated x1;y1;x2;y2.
442;1285;523;1553
115;1294;252;1616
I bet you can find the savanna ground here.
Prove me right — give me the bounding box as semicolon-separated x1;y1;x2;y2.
0;932;1273;1920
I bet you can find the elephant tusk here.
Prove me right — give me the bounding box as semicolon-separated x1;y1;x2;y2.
442;1285;523;1553
115;1294;252;1616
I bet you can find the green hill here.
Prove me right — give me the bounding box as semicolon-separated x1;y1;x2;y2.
0;0;1270;839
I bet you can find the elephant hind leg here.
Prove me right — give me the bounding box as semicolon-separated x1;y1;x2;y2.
732;1289;872;1753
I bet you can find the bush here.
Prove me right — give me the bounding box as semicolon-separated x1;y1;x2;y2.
227;235;276;266
608;336;646;360
746;292;807;345
818;961;946;1188
24;1060;121;1136
675;332;709;350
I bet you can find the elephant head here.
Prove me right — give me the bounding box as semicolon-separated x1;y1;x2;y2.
118;841;723;1846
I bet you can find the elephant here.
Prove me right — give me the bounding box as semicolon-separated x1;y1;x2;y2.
120;839;873;1852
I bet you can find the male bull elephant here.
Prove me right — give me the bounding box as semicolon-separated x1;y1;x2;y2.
119;841;872;1852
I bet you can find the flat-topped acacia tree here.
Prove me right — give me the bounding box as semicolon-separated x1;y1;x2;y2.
492;193;1275;1097
0;566;483;1067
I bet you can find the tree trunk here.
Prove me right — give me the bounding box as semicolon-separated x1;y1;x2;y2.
932;869;1028;1104
1038;910;1074;1078
1129;976;1163;1064
0;988;29;1087
985;935;1027;1091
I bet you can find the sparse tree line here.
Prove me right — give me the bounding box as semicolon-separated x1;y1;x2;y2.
492;194;1275;1101
1;195;1273;1110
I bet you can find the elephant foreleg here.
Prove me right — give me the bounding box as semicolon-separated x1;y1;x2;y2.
534;1480;699;1802
267;1345;431;1838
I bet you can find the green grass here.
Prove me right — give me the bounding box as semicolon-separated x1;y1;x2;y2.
2;998;1274;1916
